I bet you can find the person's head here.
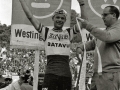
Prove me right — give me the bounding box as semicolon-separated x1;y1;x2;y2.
4;78;12;85
28;76;33;86
102;5;120;27
52;9;67;30
25;69;31;76
19;75;25;85
19;71;30;85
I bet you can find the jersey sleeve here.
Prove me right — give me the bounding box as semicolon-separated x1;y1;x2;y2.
37;23;49;41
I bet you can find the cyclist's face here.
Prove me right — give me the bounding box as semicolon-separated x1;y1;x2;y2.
53;14;66;29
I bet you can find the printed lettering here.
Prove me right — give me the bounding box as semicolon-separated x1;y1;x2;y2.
86;33;93;41
51;43;55;47
15;29;22;37
48;33;69;40
49;33;53;39
15;29;43;41
48;42;50;46
48;42;70;48
55;43;58;47
22;31;26;38
62;44;66;48
58;43;62;47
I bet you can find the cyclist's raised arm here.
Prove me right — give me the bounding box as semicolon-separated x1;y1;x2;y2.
19;0;41;30
73;0;88;33
78;0;88;21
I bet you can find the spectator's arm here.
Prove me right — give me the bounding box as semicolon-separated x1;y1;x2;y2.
77;39;96;51
80;21;120;43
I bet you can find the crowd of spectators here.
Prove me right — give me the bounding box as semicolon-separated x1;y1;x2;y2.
0;46;94;90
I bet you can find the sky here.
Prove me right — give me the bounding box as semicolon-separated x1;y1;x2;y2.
0;0;80;25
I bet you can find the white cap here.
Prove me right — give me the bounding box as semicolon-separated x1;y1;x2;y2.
52;9;67;18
